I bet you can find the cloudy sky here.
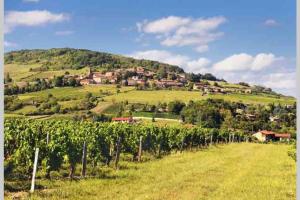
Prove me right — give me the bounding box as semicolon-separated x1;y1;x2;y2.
5;0;296;96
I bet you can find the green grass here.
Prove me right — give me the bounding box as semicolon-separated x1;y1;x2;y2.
12;105;37;115
5;64;90;82
21;67;90;82
133;111;180;119
58;100;82;109
5;64;42;81
18;85;135;101
104;90;295;105
6;143;295;200
216;81;246;88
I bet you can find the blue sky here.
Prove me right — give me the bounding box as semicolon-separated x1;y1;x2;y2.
4;0;296;96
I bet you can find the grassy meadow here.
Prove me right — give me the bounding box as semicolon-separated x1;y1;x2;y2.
5;64;90;82
104;89;294;105
18;85;135;101
15;85;294;105
6;84;295;119
5;143;295;200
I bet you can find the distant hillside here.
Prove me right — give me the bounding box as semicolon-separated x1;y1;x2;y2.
4;48;184;74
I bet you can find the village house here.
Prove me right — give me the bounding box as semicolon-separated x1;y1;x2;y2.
136;67;145;75
108;76;117;84
145;71;155;78
252;130;291;142
136;79;146;86
131;76;139;81
80;78;94;85
105;72;115;77
193;82;206;90
127;79;137;86
92;72;107;84
244;89;252;94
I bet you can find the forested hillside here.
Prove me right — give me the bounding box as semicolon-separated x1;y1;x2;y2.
4;48;184;73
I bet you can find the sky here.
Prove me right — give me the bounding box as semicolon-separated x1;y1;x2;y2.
4;0;296;96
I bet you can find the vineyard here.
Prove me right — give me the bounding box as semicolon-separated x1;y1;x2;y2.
4;119;249;180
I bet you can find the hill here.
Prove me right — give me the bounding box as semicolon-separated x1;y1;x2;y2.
4;48;184;74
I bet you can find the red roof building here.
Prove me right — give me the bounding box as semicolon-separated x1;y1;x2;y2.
253;130;291;142
112;117;135;123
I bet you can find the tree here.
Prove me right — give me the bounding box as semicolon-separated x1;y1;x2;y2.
202;73;217;81
4;73;12;83
54;76;64;87
68;78;77;87
168;101;185;115
157;67;167;79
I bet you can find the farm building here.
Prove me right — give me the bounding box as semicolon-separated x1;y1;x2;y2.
92;73;107;84
80;79;94;85
112;117;135;123
252;130;291;142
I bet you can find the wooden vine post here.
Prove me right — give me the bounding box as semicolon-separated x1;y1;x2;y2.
30;148;39;193
46;133;49;145
138;136;143;162
115;136;122;169
81;141;87;177
179;138;184;153
210;135;213;146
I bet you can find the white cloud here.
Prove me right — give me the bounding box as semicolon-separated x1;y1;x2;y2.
4;41;18;47
195;45;209;53
128;50;189;67
5;10;70;34
55;30;74;36
23;0;40;2
263;72;296;90
213;53;283;72
264;19;279;27
136;16;226;52
187;58;211;73
128;50;210;73
138;16;190;34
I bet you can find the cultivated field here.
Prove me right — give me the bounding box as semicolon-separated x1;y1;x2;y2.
6;143;295;200
18;85;135;101
104;89;295;105
5;64;90;82
15;85;295;105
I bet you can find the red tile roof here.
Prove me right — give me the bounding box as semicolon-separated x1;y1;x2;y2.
112;117;132;121
274;134;291;138
259;130;291;138
260;130;276;135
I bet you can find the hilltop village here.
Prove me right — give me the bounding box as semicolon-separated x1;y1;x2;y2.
75;67;254;95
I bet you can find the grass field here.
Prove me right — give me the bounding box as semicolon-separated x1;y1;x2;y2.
6;143;295;200
4;64;42;81
5;64;90;82
104;90;295;105
18;85;135;101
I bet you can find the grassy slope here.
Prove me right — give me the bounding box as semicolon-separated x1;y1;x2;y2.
104;90;295;105
18;85;135;101
4;64;41;81
5;64;90;82
8;143;295;200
